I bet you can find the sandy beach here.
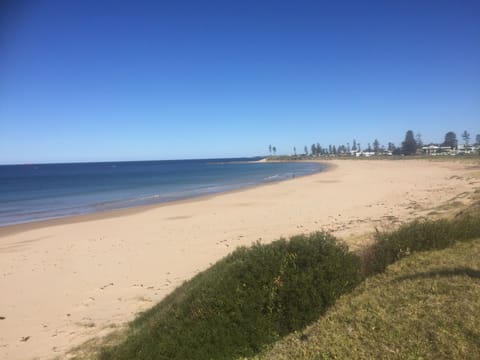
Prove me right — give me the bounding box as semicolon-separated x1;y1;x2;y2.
1;159;479;360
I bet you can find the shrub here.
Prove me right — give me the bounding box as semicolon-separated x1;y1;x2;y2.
362;214;480;276
100;232;362;360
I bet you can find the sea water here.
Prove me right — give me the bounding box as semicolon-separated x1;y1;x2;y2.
0;158;325;226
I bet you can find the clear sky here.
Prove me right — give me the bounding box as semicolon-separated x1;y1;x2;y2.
1;0;479;164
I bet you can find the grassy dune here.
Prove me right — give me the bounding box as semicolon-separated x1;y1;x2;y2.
99;233;362;360
253;204;480;359
254;238;480;359
70;202;480;359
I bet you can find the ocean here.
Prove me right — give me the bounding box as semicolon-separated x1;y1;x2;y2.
0;158;325;227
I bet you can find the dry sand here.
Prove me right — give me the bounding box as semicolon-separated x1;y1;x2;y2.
1;159;479;359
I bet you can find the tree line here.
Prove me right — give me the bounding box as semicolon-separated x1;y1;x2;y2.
268;130;480;157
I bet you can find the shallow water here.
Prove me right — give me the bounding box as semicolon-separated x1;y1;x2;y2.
0;158;325;226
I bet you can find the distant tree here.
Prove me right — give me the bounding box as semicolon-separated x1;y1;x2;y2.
388;142;396;152
316;143;321;155
311;144;317;156
416;133;423;148
367;143;372;152
443;131;457;148
476;134;480;145
402;130;417;155
392;147;403;155
269;145;272;155
462;130;470;145
332;145;337;154
328;145;332;154
373;139;380;154
347;142;350;152
358;143;361;152
352;139;357;151
272;146;277;155
293;146;297;156
304;145;308;156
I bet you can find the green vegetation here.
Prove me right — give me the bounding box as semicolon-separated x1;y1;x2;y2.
443;131;458;148
252;206;480;359
99;233;361;360
94;204;480;360
401;129;417;155
254;238;480;359
362;212;480;276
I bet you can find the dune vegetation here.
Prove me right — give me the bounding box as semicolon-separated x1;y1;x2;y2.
99;233;362;360
254;238;480;359
80;202;480;360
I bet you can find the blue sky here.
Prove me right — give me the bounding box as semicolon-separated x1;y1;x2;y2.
1;0;479;164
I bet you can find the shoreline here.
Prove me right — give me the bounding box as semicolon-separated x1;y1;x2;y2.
1;159;479;360
0;161;332;237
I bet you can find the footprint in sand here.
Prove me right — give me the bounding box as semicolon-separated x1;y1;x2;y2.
100;282;114;290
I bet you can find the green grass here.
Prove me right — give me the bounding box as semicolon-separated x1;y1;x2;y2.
99;233;362;360
253;238;480;360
